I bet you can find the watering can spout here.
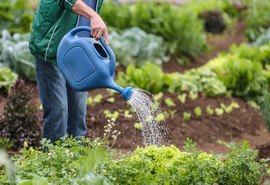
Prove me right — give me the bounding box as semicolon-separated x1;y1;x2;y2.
109;83;134;101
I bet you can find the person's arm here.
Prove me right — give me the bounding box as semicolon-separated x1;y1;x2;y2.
71;0;108;44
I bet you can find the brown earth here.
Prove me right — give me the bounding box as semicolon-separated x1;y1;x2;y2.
86;92;270;156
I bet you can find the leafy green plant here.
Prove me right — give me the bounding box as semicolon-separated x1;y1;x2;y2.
206;106;214;115
153;92;163;102
123;110;133;119
183;112;192;121
103;110;119;120
203;43;270;101
0;136;112;185
0;0;33;34
177;93;187;104
117;62;227;96
259;89;270;131
106;97;115;103
117;62;166;94
188;91;198;100
100;140;263;185
0;80;41;151
134;123;142;130
194;106;202;117
87;94;103;107
164;98;176;107
155;113;166;123
0;66;17;90
215;108;224;116
0;137;14;150
0;150;15;183
242;0;270;41
109;27;167;66
0;30;35;81
101;1;207;58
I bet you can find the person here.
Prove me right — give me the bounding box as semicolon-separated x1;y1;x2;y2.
29;0;108;143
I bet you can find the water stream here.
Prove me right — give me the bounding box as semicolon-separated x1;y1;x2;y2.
127;89;168;146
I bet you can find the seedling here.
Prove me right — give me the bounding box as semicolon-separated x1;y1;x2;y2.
183;112;191;121
124;110;133;119
146;115;154;123
107;97;115;103
153;92;163;101
230;102;240;109
224;106;233;113
188;92;198;100
87;94;103;106
155;113;166;123
215;108;224;116
168;109;176;119
206;106;214;115
177;93;187;104
220;103;226;110
103;109;119;120
194;106;202;117
165;98;176;107
134;122;142;130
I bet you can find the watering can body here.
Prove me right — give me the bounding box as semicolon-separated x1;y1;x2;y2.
57;26;120;91
57;26;133;100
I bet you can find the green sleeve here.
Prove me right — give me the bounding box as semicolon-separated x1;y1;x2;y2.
58;0;78;11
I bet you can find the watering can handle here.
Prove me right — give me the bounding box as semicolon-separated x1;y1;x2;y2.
69;26;116;65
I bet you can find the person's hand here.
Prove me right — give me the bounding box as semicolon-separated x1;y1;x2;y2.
72;0;109;44
90;14;108;44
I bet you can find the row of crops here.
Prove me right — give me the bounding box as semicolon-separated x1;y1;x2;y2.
1;0;270;184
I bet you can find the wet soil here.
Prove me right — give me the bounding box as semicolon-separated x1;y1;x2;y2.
86;92;270;156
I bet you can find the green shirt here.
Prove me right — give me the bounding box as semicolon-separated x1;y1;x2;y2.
29;0;103;65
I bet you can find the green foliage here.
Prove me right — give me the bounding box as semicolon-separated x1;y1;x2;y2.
134;123;142;130
259;89;270;132
117;62;166;94
109;27;167;66
0;136;111;185
0;30;35;81
101;1;207;58
117;62;227;96
0;137;14;151
87;94;103;107
100;141;263;185
206;106;214;115
0;0;33;34
103;110;120;120
177;93;187;104
253;28;270;46
217;140;262;184
215;108;224;116
188;0;237;18
242;0;270;41
0;66;17;90
183;112;191;121
0;80;40;151
0;150;15;183
194;106;202;117
188;91;198;100
203;42;270;100
164;98;175;107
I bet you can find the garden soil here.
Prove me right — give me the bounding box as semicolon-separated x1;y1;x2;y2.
86;91;270;158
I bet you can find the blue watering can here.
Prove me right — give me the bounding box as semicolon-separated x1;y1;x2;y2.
57;26;133;101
